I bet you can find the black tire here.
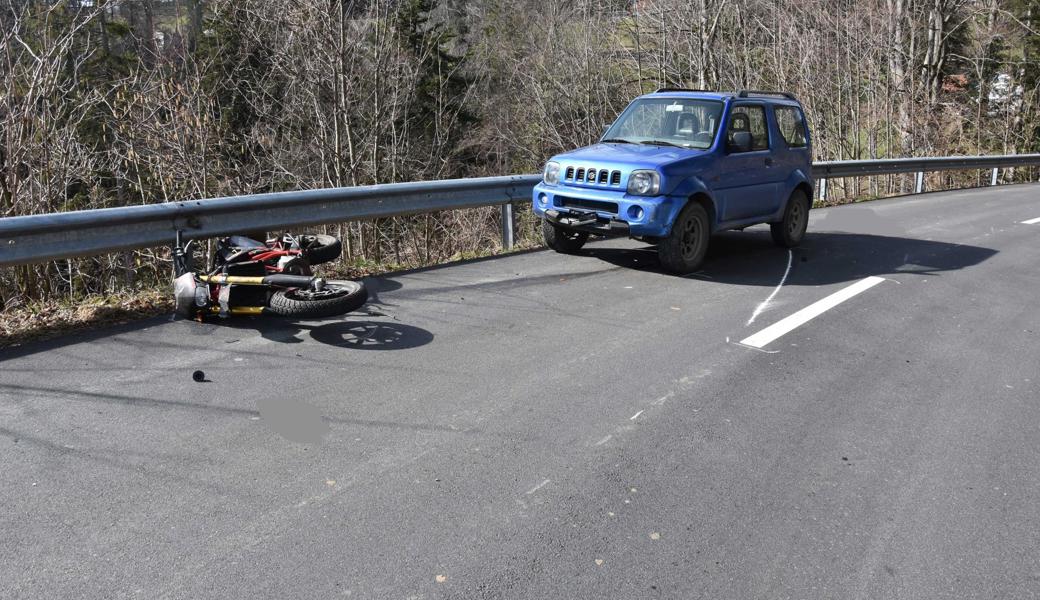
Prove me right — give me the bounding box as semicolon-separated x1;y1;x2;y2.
658;202;710;274
299;234;342;265
770;189;809;247
542;219;589;253
267;280;368;318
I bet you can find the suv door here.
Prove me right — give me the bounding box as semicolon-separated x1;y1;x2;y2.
773;104;812;185
712;103;783;221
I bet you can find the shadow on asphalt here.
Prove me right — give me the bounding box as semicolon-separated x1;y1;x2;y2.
0;312;434;361
582;230;998;286
360;276;402;307
0;316;174;362
220;318;434;350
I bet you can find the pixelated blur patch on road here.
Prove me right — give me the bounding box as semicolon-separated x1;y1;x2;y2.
813;205;905;236
257;397;330;444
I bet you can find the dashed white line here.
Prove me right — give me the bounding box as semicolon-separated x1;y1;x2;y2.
747;249;793;326
1021;216;1040;225
739;276;886;349
630;410;645;421
525;479;550;495
594;435;613;446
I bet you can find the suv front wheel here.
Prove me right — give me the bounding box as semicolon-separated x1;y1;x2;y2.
658;202;710;274
770;189;809;247
542;219;589;253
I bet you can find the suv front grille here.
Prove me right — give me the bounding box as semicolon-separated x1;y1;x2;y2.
555;196;619;214
563;166;623;187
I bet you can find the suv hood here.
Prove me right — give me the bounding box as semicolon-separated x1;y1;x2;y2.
554;142;706;169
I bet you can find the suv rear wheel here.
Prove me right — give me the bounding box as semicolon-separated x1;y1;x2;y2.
770;189;809;247
542;219;589;253
658;202;710;274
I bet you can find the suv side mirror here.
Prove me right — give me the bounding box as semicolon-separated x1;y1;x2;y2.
729;131;752;153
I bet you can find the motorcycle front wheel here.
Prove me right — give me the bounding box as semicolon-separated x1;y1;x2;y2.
267;280;368;318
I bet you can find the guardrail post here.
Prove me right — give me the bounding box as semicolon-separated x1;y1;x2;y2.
501;203;514;250
990;167;999;186
914;171;925;194
818;178;827;202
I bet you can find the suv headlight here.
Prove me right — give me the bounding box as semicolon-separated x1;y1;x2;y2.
543;161;561;186
627;170;661;196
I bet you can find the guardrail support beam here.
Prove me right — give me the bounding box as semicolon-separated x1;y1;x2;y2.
501;203;514;250
990;167;999;186
914;172;925;194
818;178;827;202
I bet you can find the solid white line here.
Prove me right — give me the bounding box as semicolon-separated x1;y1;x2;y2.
747;249;793;325
630;410;645;421
525;479;550;495
1021;216;1040;225
739;276;886;349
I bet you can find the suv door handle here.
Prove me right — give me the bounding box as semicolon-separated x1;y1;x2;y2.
764;157;775;167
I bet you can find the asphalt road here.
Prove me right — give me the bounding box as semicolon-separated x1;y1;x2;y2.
2;183;1040;599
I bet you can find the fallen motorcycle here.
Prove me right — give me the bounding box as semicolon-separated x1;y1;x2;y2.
172;230;368;320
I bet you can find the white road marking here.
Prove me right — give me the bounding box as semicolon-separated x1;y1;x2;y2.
594;435;612;446
747;249;793;325
630;410;645;421
1021;216;1040;225
739;276;886;349
652;393;673;406
525;479;550;495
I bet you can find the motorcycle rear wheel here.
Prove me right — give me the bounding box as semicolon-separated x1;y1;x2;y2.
298;234;342;265
268;280;368;318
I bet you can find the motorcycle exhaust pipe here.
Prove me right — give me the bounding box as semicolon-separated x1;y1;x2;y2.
261;274;320;288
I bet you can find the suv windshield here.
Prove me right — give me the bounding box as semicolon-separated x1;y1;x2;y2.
603;98;724;149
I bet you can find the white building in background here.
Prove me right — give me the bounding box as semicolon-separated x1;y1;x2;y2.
988;73;1024;116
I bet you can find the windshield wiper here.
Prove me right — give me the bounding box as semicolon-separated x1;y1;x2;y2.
601;138;635;144
639;139;682;148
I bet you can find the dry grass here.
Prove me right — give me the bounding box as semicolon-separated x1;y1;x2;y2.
0;288;173;350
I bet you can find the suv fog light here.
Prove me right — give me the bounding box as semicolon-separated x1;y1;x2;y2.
538;193;549;207
627;205;644;220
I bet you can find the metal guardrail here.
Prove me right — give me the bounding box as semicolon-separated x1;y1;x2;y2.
811;154;1040;199
811;154;1040;178
1;154;1038;268
0;175;540;267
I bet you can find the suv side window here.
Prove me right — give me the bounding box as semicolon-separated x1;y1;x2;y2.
726;105;768;152
774;106;808;148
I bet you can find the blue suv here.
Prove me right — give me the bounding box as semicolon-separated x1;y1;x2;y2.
532;89;813;273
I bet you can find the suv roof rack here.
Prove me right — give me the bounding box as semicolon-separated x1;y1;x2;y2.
737;89;797;100
654;87;718;93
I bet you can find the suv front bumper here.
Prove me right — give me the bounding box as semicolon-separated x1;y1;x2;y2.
532;182;681;238
542;209;630;235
